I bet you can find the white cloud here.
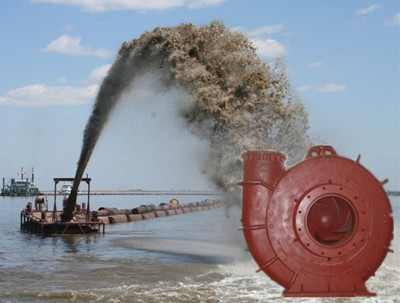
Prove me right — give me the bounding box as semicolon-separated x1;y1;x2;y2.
85;64;112;83
31;0;227;12
42;35;113;57
296;84;347;93
233;24;287;59
58;76;69;83
248;24;286;37
384;12;400;26
186;0;226;9
230;26;244;33
315;84;346;92
0;64;113;107
297;85;313;92
251;38;286;59
308;62;323;68
355;4;380;15
0;84;98;107
63;24;73;32
286;68;295;75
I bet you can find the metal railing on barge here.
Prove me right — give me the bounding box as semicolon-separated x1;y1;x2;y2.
20;177;105;236
20;211;105;236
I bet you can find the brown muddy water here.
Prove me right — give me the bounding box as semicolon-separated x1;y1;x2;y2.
0;195;398;303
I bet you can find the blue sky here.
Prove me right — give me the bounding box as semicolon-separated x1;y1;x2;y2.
0;0;399;191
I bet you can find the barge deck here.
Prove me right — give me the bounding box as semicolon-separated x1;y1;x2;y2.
20;177;105;236
20;210;105;236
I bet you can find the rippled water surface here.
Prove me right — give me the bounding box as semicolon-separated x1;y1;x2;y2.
0;195;398;303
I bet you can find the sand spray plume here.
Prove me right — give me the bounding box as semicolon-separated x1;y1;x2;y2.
62;50;163;220
62;21;311;221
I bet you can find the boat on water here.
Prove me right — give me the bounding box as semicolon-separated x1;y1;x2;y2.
59;182;81;195
59;182;73;194
1;167;41;196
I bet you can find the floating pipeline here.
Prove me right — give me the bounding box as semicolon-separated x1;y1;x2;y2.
20;199;222;235
97;199;222;224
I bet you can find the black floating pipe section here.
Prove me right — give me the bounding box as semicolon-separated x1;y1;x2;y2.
98;200;223;224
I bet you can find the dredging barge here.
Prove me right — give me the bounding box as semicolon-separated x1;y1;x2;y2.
21;177;105;236
20;177;222;236
2;167;41;196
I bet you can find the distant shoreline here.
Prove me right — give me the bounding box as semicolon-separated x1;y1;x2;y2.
387;191;400;197
29;190;400;197
39;190;223;196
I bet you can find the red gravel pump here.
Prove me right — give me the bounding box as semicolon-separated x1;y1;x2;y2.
239;145;393;297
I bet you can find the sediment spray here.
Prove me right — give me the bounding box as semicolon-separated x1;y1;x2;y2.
62;21;310;221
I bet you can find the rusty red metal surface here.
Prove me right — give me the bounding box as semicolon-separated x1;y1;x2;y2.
239;145;393;297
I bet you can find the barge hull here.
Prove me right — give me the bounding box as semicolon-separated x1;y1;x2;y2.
20;211;105;236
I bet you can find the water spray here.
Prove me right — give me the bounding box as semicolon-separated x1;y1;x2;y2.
62;21;310;221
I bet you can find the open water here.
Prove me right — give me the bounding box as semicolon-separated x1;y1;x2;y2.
0;195;398;303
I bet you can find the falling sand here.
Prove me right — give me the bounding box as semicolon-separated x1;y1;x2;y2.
62;21;311;221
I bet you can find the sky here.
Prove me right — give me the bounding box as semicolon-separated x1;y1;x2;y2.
0;0;399;192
